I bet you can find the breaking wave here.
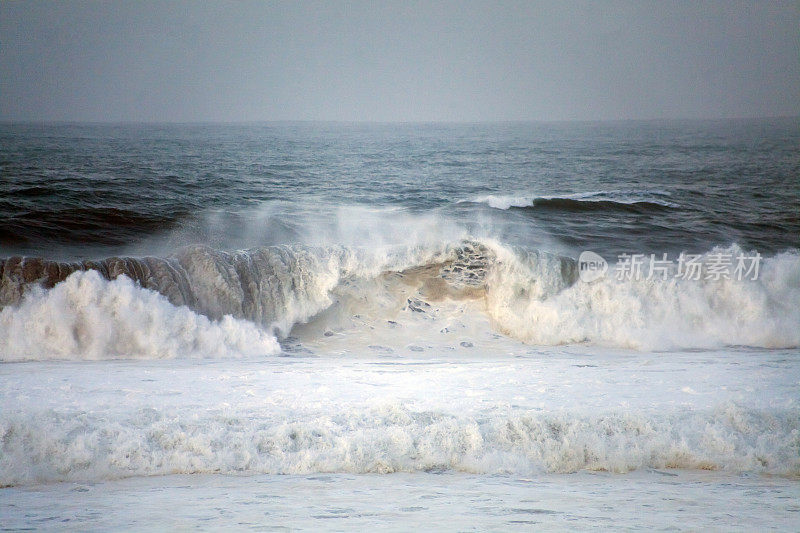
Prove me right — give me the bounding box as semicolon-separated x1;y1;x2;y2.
1;239;799;359
485;245;800;350
1;402;797;486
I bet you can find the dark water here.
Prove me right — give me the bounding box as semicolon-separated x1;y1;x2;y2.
1;119;798;260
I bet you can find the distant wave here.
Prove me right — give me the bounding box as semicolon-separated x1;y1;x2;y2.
465;191;679;212
525;197;674;213
2;239;799;360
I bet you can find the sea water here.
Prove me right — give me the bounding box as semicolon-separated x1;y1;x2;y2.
1;120;798;530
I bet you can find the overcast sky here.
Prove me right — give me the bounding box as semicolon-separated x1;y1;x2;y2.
1;0;798;122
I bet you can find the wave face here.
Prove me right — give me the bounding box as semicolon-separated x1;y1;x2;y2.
1;402;797;486
0;245;368;333
1;240;799;359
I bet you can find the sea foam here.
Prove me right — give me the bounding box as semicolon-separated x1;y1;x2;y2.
1;402;797;486
0;270;279;361
485;245;800;350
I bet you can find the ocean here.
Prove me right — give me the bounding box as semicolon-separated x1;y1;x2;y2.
1;119;799;530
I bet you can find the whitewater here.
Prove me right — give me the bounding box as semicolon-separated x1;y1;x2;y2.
1;120;798;530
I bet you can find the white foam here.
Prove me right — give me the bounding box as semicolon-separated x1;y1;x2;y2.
290;241;800;352
0;270;279;361
484;245;800;350
1;402;796;486
174;240;800;352
467;194;535;210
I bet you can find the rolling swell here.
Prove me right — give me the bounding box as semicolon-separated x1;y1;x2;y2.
520;197;674;214
0;207;184;248
466;191;678;213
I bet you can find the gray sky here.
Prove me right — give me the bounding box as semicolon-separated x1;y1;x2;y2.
1;0;798;122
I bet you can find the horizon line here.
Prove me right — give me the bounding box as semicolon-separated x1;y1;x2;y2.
1;115;799;127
